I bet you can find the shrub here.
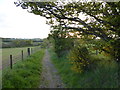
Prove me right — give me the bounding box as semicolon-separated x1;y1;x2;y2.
68;45;95;73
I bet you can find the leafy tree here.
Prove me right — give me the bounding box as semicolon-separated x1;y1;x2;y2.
14;1;120;62
48;27;74;57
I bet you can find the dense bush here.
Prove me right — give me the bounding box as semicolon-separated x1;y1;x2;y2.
67;39;100;73
48;30;74;57
68;45;92;73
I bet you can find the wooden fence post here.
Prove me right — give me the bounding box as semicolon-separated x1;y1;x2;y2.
96;50;98;55
10;55;12;69
22;50;23;60
28;48;30;56
31;48;32;54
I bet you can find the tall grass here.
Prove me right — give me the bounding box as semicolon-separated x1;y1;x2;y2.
2;49;45;88
49;48;118;88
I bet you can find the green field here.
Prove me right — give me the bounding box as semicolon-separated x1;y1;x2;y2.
2;46;41;69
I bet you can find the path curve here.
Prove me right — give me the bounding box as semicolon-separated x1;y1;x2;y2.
39;49;64;88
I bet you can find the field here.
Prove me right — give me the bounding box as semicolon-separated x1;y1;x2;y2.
1;46;41;70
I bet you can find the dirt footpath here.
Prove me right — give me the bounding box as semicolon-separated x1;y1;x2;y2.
39;49;65;88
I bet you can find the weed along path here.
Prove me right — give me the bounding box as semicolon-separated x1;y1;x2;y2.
39;49;64;88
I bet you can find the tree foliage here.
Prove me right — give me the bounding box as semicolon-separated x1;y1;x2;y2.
48;29;74;57
15;1;119;39
15;1;120;62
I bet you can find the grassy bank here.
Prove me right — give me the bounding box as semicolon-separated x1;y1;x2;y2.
49;48;118;88
2;49;45;88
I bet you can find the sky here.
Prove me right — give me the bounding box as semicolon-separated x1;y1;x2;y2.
0;0;51;39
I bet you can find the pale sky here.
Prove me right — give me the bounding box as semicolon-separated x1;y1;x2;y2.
0;0;51;39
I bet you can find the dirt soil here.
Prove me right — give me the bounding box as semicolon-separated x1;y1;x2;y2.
39;49;65;88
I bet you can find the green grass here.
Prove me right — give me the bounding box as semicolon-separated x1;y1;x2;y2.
2;49;45;88
0;70;2;89
49;48;118;88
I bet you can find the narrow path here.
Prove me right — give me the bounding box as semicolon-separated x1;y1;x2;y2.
39;49;64;88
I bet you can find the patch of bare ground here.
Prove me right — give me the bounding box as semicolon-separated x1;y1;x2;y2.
39;49;65;88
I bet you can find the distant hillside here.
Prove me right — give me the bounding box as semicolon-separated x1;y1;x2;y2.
2;38;43;48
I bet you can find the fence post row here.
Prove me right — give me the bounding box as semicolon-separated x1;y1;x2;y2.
8;47;40;69
10;55;12;69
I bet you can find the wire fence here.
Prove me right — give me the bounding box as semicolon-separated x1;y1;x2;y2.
1;46;41;70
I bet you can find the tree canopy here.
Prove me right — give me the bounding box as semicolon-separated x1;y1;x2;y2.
15;1;120;61
15;1;120;41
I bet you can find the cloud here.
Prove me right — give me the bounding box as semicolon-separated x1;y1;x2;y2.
0;0;50;39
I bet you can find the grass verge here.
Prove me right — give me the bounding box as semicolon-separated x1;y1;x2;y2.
49;47;118;88
2;49;45;88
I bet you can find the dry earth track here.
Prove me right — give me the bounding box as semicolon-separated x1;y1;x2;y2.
39;49;65;88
